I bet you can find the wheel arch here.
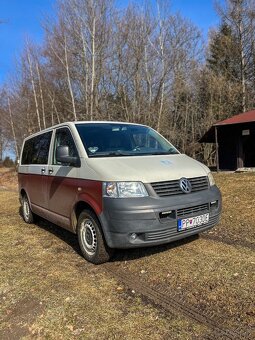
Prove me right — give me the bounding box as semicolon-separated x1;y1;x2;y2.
19;189;32;208
72;200;102;234
20;188;26;197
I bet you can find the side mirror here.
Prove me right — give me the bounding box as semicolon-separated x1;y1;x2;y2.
56;146;80;167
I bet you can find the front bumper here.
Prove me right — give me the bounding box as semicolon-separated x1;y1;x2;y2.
99;185;222;249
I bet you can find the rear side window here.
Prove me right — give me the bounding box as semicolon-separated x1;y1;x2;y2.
21;131;52;165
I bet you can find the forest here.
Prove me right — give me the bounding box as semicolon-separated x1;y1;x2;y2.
0;0;255;165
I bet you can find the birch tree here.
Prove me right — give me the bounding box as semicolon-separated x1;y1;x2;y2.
26;43;42;130
7;97;19;159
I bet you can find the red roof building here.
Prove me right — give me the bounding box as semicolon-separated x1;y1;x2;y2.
215;110;255;126
200;110;255;170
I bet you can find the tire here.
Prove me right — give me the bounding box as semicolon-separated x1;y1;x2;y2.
77;210;113;264
21;194;35;224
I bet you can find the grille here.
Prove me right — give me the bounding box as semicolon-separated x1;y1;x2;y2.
177;203;209;218
145;214;220;241
151;176;209;197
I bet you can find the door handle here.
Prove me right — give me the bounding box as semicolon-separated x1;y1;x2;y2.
48;168;54;174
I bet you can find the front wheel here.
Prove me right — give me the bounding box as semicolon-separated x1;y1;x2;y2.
77;210;113;264
21;194;35;224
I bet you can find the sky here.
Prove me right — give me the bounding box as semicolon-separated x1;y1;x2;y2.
0;0;220;86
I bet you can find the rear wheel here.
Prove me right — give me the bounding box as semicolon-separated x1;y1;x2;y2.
77;210;113;264
21;194;35;224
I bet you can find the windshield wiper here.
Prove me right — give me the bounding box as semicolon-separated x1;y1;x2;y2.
89;150;178;157
150;151;177;155
89;151;128;157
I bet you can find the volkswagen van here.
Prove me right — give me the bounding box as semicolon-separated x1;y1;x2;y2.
18;122;221;264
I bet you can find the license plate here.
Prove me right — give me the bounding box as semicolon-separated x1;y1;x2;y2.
177;213;209;231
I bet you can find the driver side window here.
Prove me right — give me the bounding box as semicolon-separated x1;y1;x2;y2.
53;128;78;165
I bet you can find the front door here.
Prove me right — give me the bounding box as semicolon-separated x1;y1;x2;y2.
47;127;80;230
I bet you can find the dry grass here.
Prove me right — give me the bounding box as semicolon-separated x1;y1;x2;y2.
108;172;255;334
0;170;254;339
212;172;255;246
0;167;18;191
115;237;255;330
0;191;208;339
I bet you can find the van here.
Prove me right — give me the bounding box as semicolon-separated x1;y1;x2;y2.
18;122;221;264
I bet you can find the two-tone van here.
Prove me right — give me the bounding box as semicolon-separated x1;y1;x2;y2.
18;122;222;264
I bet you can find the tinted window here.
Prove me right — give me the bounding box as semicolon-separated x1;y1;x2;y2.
21;132;52;165
53;128;78;164
75;123;178;158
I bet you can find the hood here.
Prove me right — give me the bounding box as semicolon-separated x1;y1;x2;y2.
85;154;209;183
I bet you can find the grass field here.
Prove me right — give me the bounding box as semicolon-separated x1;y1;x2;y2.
0;169;254;339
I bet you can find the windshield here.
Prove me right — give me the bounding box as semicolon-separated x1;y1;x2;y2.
75;123;179;158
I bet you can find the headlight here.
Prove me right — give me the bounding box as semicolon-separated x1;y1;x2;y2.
208;172;215;186
103;182;148;198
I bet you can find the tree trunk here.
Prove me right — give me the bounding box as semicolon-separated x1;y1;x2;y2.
27;48;41;130
64;36;77;121
90;17;96;120
36;62;46;128
7;97;19;160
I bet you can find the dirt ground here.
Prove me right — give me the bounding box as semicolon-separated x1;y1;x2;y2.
0;167;18;191
0;168;254;339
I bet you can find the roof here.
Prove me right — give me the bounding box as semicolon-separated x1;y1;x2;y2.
200;109;255;143
214;109;255;126
22;121;147;141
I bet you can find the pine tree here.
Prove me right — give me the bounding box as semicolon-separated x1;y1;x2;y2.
207;23;240;81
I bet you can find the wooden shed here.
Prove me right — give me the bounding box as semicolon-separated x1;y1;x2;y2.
200;110;255;171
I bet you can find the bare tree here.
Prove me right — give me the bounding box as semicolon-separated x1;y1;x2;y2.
36;62;46;128
47;31;77;121
7;97;19;159
3;0;252;166
26;43;42;130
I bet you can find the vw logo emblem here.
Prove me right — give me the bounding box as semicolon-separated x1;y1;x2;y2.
179;178;192;194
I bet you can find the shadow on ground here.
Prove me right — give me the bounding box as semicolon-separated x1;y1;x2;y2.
19;207;199;263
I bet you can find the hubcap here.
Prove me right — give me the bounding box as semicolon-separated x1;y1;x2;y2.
23;199;30;220
80;219;97;256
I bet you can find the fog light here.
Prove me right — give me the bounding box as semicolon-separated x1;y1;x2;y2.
130;233;137;240
161;210;172;215
210;200;218;210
